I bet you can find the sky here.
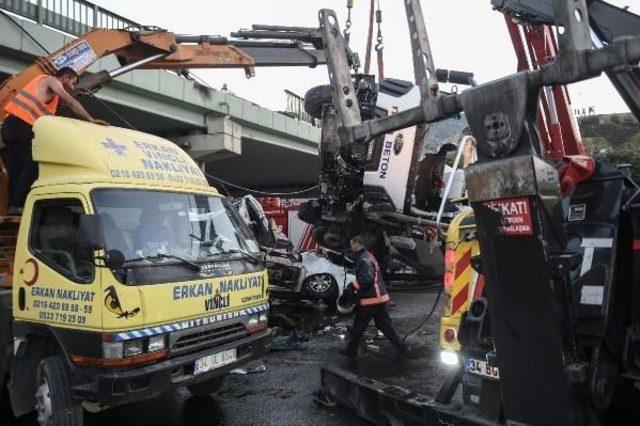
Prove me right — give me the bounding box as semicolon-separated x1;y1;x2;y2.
93;0;640;115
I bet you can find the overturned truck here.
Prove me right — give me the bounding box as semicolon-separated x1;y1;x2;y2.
299;74;476;285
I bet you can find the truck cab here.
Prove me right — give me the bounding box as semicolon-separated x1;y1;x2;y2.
1;117;270;424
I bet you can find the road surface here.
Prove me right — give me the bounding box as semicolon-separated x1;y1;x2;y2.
3;288;448;425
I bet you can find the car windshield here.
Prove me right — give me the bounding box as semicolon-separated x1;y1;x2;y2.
92;189;260;263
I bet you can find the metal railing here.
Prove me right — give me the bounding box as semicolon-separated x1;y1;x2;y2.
285;89;315;126
0;0;139;36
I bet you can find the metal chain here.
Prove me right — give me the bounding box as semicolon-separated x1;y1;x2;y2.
375;0;384;81
344;0;354;45
375;0;384;51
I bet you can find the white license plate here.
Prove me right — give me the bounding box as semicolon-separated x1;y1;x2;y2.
194;349;237;375
464;357;500;380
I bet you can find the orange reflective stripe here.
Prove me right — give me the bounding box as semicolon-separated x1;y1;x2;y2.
366;252;382;298
363;251;386;302
360;293;390;306
17;90;53;117
366;251;380;271
5;97;38;124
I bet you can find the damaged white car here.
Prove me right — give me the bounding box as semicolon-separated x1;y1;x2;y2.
236;195;355;306
265;248;354;306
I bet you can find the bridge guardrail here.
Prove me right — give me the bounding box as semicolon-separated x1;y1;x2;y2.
0;0;139;36
285;89;316;126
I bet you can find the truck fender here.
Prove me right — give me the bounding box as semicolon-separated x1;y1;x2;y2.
8;324;67;417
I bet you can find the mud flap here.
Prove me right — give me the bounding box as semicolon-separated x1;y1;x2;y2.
8;337;47;417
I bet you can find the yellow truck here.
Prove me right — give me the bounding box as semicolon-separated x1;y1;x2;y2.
0;117;270;424
439;207;501;408
439;207;481;358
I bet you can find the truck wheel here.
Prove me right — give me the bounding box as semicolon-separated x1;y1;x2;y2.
304;85;333;119
304;274;338;305
187;376;225;397
35;356;83;426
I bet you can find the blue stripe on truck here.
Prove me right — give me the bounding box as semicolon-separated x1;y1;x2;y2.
114;302;270;341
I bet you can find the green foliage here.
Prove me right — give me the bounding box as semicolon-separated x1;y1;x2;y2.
591;148;640;183
580;120;638;146
579;113;640;182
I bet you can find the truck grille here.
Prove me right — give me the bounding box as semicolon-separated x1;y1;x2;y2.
171;323;247;355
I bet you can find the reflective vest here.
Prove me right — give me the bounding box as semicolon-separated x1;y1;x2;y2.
352;250;390;306
4;75;59;126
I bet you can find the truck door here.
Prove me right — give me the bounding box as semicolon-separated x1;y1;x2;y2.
13;194;101;330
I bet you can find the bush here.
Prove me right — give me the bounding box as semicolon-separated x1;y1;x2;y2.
592;148;640;183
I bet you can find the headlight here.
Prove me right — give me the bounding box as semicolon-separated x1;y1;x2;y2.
148;335;166;352
247;317;259;328
440;350;459;366
102;341;124;360
124;340;144;357
259;312;268;323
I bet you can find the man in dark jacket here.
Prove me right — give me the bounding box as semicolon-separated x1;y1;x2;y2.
339;235;409;359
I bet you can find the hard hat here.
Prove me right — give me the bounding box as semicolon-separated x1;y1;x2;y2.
336;292;355;315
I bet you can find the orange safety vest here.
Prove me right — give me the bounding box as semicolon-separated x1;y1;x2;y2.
352;251;390;306
4;75;60;126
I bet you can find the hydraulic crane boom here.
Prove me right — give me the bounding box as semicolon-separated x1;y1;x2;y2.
0;25;327;112
493;0;640;121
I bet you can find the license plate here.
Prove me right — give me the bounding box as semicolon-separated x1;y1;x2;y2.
194;349;237;375
464;357;500;380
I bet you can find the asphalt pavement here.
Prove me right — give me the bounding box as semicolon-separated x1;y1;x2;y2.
3;288;448;425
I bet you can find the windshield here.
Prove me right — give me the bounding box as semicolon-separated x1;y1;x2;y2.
92;189;260;264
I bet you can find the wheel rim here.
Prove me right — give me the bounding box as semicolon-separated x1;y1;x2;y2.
308;274;332;293
35;376;53;426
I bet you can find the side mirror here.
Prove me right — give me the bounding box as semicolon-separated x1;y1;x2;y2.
79;214;106;251
103;249;125;269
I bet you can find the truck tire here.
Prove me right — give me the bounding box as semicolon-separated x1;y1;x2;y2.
187;376;225;397
36;356;83;426
304;85;333;120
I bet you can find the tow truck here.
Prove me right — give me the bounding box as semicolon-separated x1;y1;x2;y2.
303;0;640;424
438;1;640;421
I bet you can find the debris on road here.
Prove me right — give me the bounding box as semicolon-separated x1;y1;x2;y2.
270;327;310;351
229;361;267;375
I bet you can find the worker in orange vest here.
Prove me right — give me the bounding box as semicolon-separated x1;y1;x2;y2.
0;67;107;213
339;235;409;360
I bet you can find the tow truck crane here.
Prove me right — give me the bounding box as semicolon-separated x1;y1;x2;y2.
439;0;640;422
0;25;328;110
309;0;640;424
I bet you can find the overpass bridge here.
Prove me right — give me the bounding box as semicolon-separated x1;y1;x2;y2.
0;0;321;192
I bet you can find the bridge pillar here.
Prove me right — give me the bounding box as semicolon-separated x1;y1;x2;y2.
176;115;242;162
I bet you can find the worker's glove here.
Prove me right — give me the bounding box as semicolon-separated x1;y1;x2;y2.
344;282;356;297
